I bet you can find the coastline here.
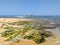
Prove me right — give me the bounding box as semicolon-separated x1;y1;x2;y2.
0;18;60;45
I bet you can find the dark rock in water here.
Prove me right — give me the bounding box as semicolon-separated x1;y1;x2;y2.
32;19;56;29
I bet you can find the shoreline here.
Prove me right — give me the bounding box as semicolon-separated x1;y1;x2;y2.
0;18;60;45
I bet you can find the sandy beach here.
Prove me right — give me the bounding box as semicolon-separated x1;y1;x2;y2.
0;18;60;45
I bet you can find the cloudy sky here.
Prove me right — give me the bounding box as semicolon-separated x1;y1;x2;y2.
0;0;60;15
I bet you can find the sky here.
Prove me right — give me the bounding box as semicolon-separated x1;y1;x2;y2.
0;0;60;15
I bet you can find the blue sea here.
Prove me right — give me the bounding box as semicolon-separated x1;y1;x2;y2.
0;15;60;18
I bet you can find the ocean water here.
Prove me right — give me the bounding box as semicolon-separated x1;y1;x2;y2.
0;15;60;18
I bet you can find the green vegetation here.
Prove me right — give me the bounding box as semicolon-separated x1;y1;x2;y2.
1;21;53;43
33;35;43;43
4;26;14;29
1;30;15;37
23;25;33;31
16;21;31;25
